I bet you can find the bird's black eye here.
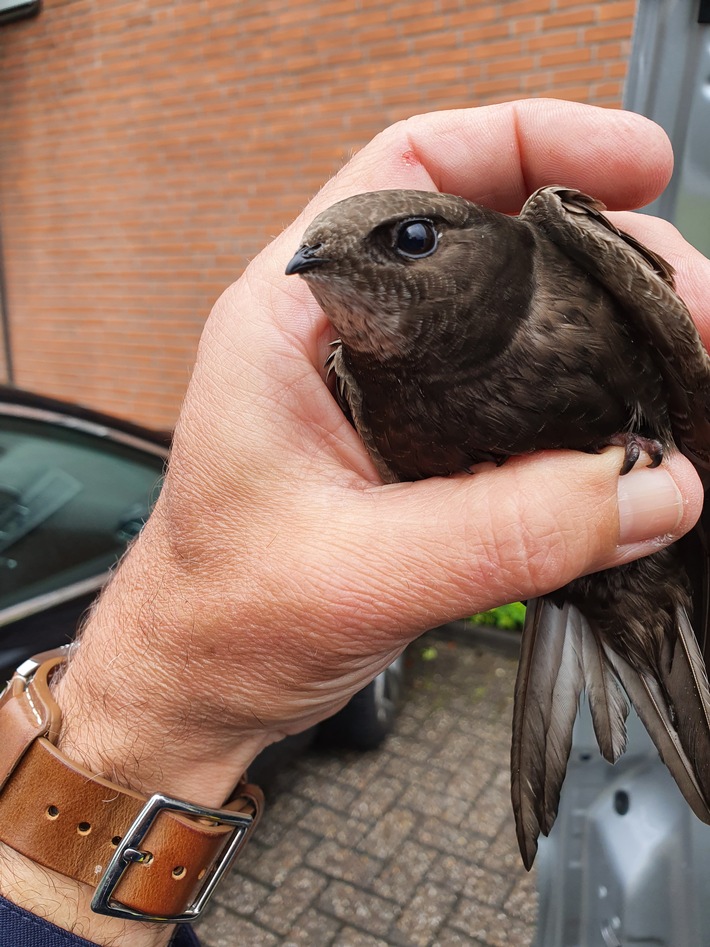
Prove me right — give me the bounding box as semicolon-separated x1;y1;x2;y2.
394;219;438;259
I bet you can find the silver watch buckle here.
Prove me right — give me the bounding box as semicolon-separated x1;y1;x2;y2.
91;791;256;923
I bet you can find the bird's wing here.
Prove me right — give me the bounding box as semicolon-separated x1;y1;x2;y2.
520;186;710;467
602;606;710;825
676;502;710;671
512;592;710;868
327;344;398;484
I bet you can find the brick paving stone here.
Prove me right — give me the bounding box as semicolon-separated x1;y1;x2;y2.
415;814;492;861
434;791;473;827
411;706;460;747
374;839;439;904
244;828;320;886
388;880;458;946
257;794;311;848
331;929;391;947
349;773;408;821
504;872;538;926
306;838;383;887
432;928;488;947
337;751;391;790
432;728;490;771
445;764;496;804
385;733;438;765
197;905;279;947
281;908;340;946
213;873;272;916
460;778;513;839
356;808;417;860
380;755;428;786
457;724;512;765
395;708;430;739
318;881;402;937
255;867;329;936
298;748;387;790
449;899;533;947
292;769;360;809
396;695;433;725
196;630;538;946
399;766;476;824
300;803;372;848
427;854;509;908
482;825;530;875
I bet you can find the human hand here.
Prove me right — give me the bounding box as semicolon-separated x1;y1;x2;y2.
51;99;709;814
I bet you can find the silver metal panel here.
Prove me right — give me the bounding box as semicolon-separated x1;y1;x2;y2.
624;0;710;256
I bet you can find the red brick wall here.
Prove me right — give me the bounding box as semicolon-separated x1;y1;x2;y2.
0;0;636;428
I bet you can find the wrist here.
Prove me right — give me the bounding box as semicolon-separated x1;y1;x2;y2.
51;511;276;807
0;844;174;947
0;645;264;944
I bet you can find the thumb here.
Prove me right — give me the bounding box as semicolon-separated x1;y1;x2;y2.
339;447;702;633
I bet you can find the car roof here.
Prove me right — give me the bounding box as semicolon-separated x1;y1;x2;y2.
0;385;172;449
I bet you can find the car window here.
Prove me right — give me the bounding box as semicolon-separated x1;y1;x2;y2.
0;414;165;614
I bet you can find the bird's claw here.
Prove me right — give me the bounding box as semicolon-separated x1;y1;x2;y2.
605;433;664;476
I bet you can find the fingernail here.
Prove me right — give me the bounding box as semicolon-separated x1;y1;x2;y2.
617;466;683;545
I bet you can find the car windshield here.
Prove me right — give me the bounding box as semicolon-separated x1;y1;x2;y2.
0;413;164;615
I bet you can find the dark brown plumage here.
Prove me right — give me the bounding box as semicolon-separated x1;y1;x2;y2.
286;186;710;869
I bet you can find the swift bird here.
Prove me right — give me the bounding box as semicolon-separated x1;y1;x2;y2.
286;186;710;868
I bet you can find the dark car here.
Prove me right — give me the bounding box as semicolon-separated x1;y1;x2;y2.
0;386;402;753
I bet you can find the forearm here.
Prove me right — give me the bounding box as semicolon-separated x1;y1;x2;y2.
0;516;271;947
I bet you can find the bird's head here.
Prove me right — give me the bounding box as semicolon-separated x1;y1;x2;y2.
285;189;512;359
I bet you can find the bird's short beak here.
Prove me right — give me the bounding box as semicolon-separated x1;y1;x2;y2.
285;244;329;276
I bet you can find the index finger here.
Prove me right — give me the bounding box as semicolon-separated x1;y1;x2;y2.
609;211;710;349
306;98;673;218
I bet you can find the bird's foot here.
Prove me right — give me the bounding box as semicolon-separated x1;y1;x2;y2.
604;433;664;476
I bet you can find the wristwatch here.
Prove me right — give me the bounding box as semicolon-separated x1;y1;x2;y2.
0;647;263;924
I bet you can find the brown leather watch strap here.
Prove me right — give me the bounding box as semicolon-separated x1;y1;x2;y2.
0;652;263;921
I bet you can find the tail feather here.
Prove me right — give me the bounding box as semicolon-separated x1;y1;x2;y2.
602;638;710;826
581;624;629;765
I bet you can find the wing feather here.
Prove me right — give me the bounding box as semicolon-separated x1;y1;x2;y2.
603;639;710;825
520;186;710;464
662;605;710;805
512;598;584;870
540;605;586;835
581;620;629;766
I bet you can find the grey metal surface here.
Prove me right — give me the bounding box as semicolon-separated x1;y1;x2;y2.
536;702;710;947
624;0;710;256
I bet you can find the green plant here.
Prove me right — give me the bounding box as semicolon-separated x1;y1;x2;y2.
469;601;526;630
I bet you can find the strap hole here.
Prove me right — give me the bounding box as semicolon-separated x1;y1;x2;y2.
172;866;186;880
77;822;92;836
46;805;60;820
111;836;122;847
197;869;206;881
